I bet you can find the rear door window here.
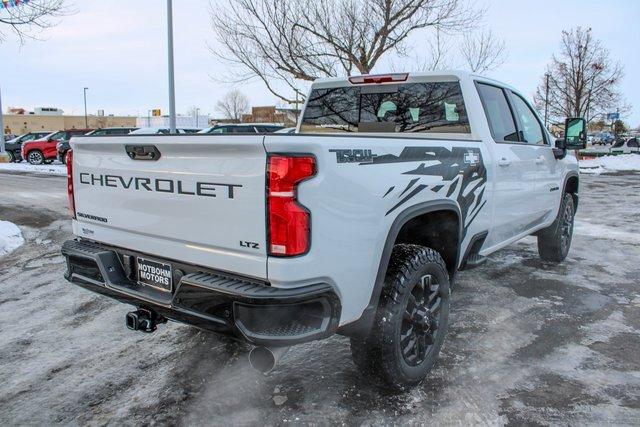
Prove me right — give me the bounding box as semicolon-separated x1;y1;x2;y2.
229;126;256;133
256;126;284;133
476;83;519;143
50;131;66;140
301;82;470;134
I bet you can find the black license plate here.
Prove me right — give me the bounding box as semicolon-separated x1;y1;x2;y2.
137;257;172;292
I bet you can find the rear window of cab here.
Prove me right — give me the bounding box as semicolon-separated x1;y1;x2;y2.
300;82;470;134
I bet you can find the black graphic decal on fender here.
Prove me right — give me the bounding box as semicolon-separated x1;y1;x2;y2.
361;146;487;239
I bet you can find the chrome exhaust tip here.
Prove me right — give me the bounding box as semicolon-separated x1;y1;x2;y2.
248;346;289;373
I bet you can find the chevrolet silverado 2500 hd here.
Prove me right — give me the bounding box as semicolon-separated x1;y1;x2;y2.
61;71;586;388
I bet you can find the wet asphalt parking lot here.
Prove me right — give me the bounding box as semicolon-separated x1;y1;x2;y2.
0;169;639;425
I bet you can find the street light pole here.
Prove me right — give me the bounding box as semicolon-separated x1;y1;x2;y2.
544;73;550;129
167;0;177;133
0;85;5;158
83;87;89;128
195;107;200;127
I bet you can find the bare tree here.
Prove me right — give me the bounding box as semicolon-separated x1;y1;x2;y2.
215;89;250;122
460;30;506;73
534;27;628;123
211;0;481;102
411;28;505;72
0;0;68;43
407;28;453;71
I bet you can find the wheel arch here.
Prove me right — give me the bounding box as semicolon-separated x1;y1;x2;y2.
338;200;462;338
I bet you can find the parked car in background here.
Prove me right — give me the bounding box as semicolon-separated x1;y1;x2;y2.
197;123;285;134
85;127;138;136
129;127;203;135
593;132;614;145
57;128;139;162
4;131;53;162
611;136;639;154
274;127;296;134
22;129;93;165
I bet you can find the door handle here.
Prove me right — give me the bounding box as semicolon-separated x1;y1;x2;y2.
534;155;545;164
498;158;511;166
125;145;162;161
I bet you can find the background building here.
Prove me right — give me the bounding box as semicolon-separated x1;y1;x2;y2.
136;114;210;129
241;106;299;125
3;107;136;134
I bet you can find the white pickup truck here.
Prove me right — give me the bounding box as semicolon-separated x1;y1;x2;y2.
61;71;586;389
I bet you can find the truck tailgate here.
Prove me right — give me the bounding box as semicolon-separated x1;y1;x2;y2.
71;135;267;279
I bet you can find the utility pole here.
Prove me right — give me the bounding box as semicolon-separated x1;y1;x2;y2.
83;87;89;128
195;107;200;127
167;0;177;133
292;89;304;125
544;73;550;129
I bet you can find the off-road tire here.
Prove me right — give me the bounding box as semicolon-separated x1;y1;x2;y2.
350;244;450;390
537;193;575;262
27;150;44;165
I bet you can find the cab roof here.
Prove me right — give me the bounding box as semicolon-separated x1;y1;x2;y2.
310;70;516;92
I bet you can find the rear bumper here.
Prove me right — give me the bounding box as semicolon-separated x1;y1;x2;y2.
61;239;341;346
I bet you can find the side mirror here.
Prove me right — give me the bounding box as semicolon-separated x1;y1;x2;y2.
564;117;587;150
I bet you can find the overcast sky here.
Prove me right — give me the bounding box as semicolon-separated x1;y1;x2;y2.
1;0;638;125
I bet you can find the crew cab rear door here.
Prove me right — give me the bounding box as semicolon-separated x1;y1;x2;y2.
71;135;268;279
506;90;562;223
476;82;539;246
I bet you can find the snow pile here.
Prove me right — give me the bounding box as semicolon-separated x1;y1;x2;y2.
579;154;640;175
0;221;24;256
0;162;66;176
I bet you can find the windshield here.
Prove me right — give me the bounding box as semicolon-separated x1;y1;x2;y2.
300;82;470;134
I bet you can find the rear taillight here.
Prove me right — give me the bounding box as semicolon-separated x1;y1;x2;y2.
66;150;76;218
267;155;316;256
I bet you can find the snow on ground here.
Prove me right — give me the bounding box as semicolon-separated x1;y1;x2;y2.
579;153;640;174
0;220;25;256
0;161;66;176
